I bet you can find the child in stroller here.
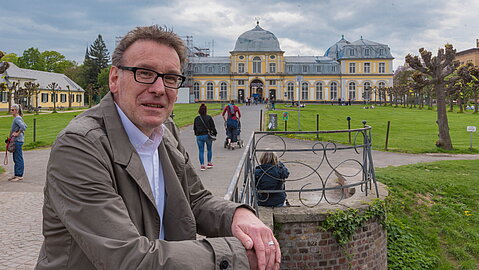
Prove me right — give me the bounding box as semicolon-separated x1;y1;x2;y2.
224;119;243;150
222;100;244;150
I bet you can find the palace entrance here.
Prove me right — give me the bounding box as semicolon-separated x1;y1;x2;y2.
250;79;264;101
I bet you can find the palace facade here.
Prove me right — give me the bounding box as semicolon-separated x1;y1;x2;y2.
188;23;394;103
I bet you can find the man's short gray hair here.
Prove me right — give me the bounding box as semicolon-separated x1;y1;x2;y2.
112;25;187;70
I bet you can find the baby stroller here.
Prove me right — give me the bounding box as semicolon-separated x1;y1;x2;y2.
224;119;244;150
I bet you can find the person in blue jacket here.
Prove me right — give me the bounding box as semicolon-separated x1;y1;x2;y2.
254;152;289;207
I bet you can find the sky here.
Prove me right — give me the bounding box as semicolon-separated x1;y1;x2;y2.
1;0;478;70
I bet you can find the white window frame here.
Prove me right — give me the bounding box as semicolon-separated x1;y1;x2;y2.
348;82;356;100
193;82;200;100
315;82;323;100
253;57;261;73
349;63;356;73
379;63;385;73
287;82;294;100
330;82;338;100
206;82;214;100
301;82;309;100
238;63;245;73
220;82;228;100
364;63;370;73
269;63;276;73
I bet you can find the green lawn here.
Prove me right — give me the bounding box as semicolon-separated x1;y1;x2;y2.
378;160;479;269
0;103;223;151
269;104;479;154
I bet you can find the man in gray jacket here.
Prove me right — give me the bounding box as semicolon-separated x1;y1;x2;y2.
36;25;280;270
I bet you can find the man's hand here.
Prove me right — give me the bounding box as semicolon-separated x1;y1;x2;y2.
231;207;280;270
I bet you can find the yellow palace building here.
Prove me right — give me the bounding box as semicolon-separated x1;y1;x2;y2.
188;23;394;103
0;63;85;111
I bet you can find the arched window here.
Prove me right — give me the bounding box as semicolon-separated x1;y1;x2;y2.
330;82;338;100
378;81;386;88
206;82;214;100
193;82;200;100
363;82;371;100
301;82;309;100
348;82;356;100
253;56;261;73
315;82;323;100
287;82;294;101
220;82;227;100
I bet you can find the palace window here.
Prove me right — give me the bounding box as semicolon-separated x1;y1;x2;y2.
348;82;356;100
207;66;213;73
350;49;355;56
60;94;67;103
253;56;261;73
269;63;276;73
349;63;356;73
220;82;227;100
379;63;385;73
194;66;199;73
76;94;82;103
365;48;370;56
378;81;386;88
238;63;245;73
331;66;336;72
302;65;308;72
363;82;371;100
287;82;294;100
301;82;309;100
51;93;58;102
330;82;338;100
238;80;245;86
41;93;48;103
1;92;7;102
206;82;214;100
379;49;384;55
315;82;323;100
193;82;200;100
221;66;226;73
269;80;276;86
364;63;370;73
288;66;294;72
316;65;322;72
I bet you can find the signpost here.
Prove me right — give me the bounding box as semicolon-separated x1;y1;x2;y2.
296;76;303;130
467;126;476;149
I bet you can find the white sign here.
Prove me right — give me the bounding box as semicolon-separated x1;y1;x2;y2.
467;126;477;132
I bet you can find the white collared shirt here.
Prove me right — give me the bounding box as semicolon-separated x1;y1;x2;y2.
115;104;166;240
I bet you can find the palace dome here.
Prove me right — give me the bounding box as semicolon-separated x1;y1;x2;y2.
233;23;282;52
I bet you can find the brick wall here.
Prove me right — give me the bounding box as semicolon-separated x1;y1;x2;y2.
276;217;387;270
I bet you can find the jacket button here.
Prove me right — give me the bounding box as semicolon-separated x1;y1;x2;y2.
220;260;229;269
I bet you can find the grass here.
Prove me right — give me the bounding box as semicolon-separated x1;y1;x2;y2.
378;160;479;269
0;103;223;151
268;104;479;154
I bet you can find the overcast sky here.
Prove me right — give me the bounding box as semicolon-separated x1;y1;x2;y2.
1;0;478;70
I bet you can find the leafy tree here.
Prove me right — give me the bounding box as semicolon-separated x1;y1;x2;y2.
97;66;110;97
23;82;40;113
0;51;10;73
406;44;458;150
1;52;18;66
40;50;76;73
17;47;44;70
6;81;19;114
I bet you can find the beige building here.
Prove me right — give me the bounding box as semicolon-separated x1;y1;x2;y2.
455;39;479;66
188;23;394;103
0;63;85;111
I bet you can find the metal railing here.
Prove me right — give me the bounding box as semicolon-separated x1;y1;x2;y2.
224;126;379;213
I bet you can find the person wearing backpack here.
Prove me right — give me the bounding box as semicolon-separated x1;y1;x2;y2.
8;104;27;182
193;104;217;171
222;100;241;143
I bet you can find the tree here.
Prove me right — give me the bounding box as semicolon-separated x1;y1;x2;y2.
83;34;110;106
0;51;10;73
23;81;40;114
406;44;458;150
6;81;19;114
1;52;17;68
47;82;60;113
17;47;44;70
97;66;110;97
40;50;76;73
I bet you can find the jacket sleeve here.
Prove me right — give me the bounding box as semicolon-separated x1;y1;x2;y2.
13;117;27;132
279;162;290;179
44;132;250;270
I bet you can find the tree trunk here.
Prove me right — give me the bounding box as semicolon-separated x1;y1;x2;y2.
475;94;478;114
435;83;453;150
458;98;464;113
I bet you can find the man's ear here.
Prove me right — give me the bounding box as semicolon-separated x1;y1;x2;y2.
109;66;119;94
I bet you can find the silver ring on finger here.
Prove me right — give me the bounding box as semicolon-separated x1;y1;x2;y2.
267;240;275;246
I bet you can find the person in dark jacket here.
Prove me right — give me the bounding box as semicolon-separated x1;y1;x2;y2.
254;152;289;207
193;104;217;171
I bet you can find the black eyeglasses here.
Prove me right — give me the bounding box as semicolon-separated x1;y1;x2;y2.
118;66;185;89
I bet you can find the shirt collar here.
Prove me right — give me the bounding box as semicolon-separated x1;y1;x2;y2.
115;103;163;153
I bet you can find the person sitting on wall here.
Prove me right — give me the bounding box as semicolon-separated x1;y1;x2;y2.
254;152;290;207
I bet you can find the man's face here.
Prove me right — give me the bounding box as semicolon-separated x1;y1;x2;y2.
109;40;181;136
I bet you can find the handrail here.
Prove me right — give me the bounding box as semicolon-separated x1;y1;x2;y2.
224;127;379;212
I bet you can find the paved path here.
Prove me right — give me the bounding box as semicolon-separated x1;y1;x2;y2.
1;103;478;269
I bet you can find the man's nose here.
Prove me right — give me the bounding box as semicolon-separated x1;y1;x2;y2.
148;77;166;95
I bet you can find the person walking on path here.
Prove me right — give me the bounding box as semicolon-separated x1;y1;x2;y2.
254;152;289;207
8;104;27;182
222;100;241;144
193;103;217;171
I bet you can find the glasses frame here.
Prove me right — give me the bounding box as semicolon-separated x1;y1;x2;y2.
117;66;186;89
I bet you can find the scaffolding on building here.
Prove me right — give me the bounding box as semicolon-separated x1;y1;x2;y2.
182;36;211;88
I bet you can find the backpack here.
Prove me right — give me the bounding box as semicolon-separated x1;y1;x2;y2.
228;105;235;118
